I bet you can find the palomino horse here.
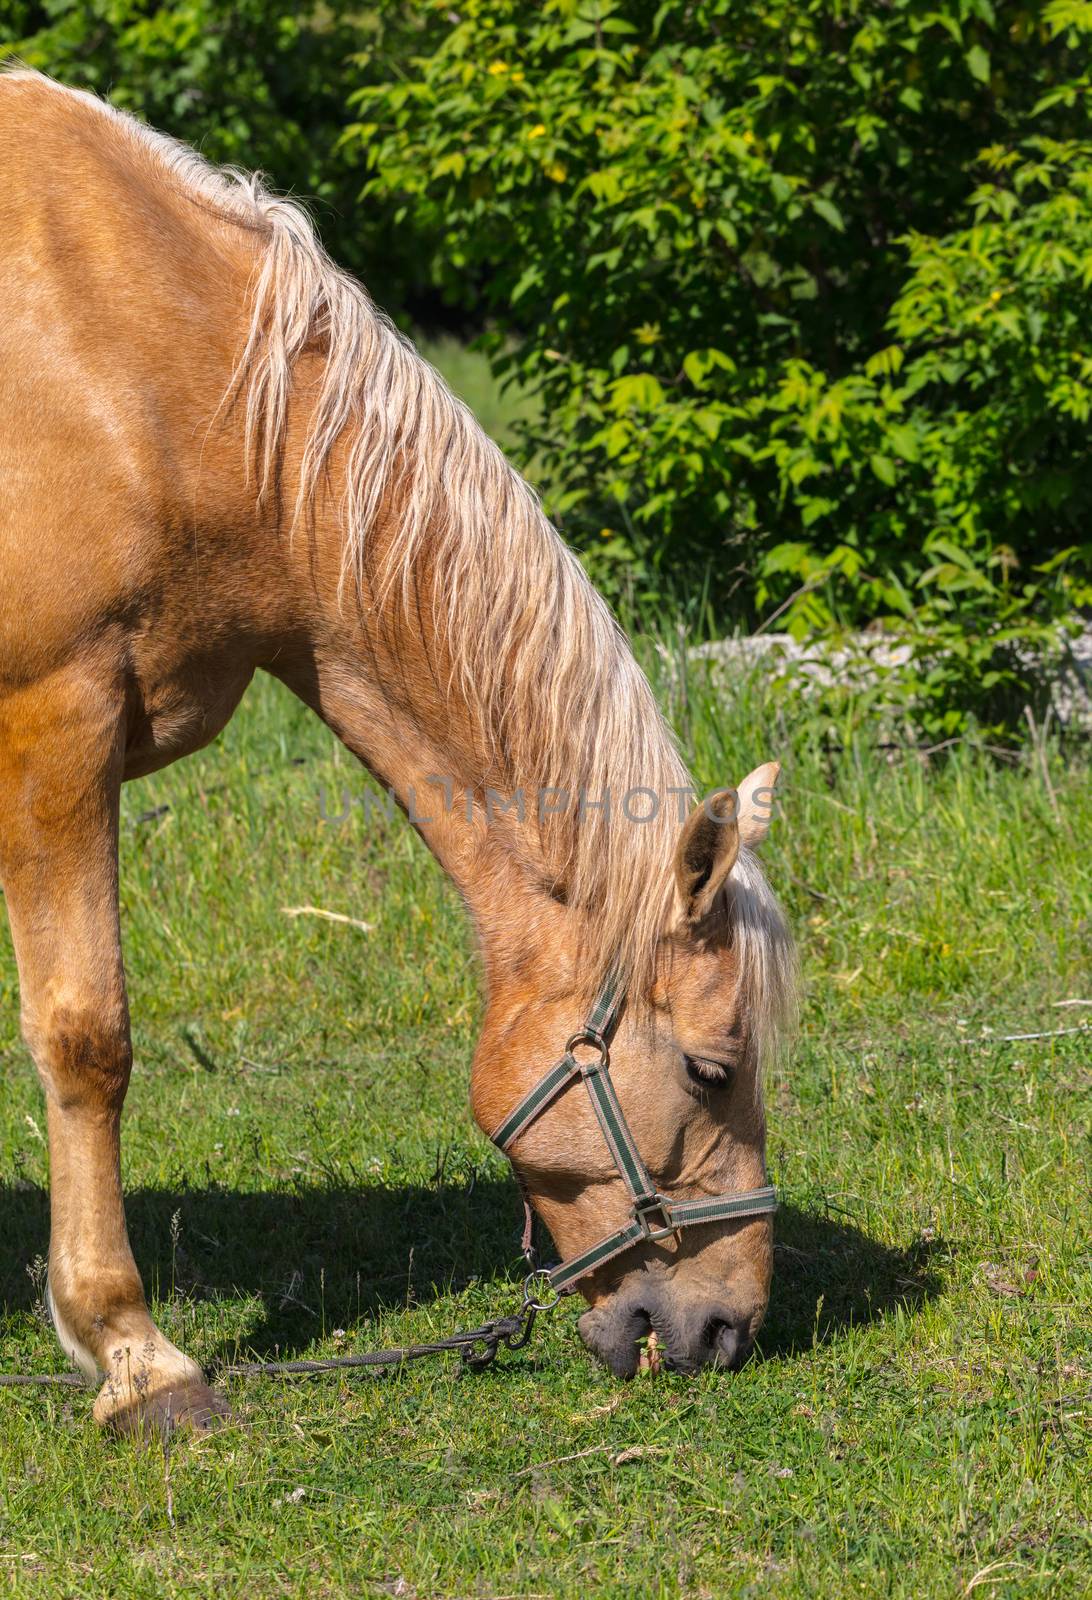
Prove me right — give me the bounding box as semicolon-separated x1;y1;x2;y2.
0;69;795;1431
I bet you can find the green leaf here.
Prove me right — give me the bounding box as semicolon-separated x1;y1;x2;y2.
610;373;665;412
433;151;466;179
510;265;542;304
870;453;897;486
887;424;919;462
812;196;845;232
585;168;623;203
966;44;990;82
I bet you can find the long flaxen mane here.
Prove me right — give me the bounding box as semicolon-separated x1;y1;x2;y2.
7;67;795;1057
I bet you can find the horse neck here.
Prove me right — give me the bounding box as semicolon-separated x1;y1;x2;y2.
273;487;585;1008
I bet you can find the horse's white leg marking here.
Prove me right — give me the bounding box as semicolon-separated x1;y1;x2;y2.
46;1280;102;1381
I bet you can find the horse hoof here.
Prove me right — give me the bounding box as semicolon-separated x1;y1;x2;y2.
94;1376;230;1437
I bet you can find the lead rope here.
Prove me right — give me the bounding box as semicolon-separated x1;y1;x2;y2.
1;1188;557;1393
0;1264;560;1391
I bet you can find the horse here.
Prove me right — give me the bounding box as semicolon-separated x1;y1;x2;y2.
0;68;795;1432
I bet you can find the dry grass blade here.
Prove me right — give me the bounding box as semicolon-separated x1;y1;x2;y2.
962;1023;1088;1045
610;1445;669;1466
511;1445;611;1477
280;906;375;932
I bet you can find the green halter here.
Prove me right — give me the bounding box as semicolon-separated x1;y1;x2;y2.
491;977;777;1294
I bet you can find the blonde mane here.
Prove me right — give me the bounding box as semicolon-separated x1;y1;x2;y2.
5;66;794;1053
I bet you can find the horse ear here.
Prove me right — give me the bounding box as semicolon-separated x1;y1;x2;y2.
736;761;781;848
673;789;740;926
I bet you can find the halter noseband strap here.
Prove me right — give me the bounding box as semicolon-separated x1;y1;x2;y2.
490;976;777;1294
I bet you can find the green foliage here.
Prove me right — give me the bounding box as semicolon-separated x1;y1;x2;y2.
351;0;1092;731
4;0;1091;730
755;133;1092;732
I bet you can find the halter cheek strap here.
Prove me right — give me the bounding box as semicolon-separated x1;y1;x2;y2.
490;977;777;1294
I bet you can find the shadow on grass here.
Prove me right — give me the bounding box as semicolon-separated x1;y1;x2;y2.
761;1205;945;1360
0;1183;943;1367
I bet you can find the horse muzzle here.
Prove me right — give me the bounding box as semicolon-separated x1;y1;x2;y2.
577;1280;764;1378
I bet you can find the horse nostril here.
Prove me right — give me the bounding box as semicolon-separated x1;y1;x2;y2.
706;1318;752;1370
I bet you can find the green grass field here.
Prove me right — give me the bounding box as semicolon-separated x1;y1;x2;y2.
0;348;1089;1597
0;653;1088;1599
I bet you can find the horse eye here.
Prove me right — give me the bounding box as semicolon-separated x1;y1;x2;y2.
684;1055;732;1090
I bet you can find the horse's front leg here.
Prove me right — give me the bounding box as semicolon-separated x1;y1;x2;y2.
0;670;226;1432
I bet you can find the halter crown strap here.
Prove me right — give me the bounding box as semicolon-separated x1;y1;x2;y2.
490;974;777;1293
581;972;625;1042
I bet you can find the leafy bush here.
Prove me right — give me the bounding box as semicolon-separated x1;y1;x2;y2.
351;0;1092;731
4;0;1090;732
755;132;1092;730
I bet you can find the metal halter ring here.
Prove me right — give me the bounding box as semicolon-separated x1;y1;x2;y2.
565;1030;609;1074
522;1268;563;1313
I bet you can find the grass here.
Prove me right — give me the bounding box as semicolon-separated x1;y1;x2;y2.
0;347;1089;1596
0;653;1087;1599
